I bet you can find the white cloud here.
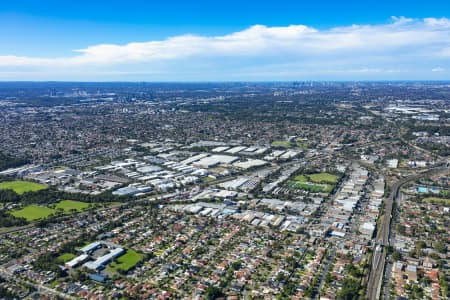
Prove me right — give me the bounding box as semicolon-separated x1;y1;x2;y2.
424;17;450;27
1;17;450;80
390;16;414;25
431;67;445;72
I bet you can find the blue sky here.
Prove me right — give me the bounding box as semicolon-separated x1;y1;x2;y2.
1;0;450;81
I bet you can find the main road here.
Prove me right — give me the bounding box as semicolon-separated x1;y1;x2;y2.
366;165;448;300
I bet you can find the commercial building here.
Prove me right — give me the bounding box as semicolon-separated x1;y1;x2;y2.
80;242;102;254
65;254;89;268
83;248;125;271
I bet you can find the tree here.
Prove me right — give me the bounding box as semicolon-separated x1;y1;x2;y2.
345;264;363;278
205;286;224;300
396;224;406;235
434;241;447;254
325;272;333;284
0;152;28;171
337;277;361;300
392;250;402;261
231;260;242;270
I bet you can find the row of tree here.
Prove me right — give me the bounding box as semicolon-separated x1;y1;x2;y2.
0;183;133;227
0;185;132;205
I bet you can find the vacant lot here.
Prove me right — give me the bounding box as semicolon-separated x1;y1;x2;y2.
54;200;90;212
271;141;292;148
202;176;215;183
271;140;308;149
0;180;47;195
108;249;143;273
10;204;56;221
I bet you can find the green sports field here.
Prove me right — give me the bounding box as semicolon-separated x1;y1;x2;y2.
54;200;90;212
56;253;76;263
293;175;308;182
307;173;339;184
287;172;338;193
10;204;56;221
288;181;326;193
0;180;47;195
108;249;143;273
10;200;90;222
